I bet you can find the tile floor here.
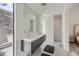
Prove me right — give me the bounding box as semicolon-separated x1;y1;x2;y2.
32;42;69;56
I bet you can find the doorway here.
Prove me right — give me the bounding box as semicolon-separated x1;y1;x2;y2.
54;15;62;43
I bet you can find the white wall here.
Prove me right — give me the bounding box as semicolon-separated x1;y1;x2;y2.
15;3;25;56
62;4;70;51
62;4;79;51
36;14;41;32
42;14;54;46
42;13;63;48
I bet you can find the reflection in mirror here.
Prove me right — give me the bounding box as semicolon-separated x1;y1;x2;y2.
0;3;13;56
30;20;33;32
23;4;37;33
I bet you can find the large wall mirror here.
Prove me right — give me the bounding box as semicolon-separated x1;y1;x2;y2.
23;4;37;33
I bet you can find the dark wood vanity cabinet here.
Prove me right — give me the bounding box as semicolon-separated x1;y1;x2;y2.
31;35;46;54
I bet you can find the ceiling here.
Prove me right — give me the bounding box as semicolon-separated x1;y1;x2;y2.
26;3;66;15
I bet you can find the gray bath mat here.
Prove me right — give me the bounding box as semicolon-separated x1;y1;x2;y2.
41;53;50;56
44;45;54;54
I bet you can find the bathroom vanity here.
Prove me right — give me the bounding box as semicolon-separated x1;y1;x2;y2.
21;33;46;56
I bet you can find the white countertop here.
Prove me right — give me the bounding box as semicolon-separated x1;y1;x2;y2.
22;32;46;42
